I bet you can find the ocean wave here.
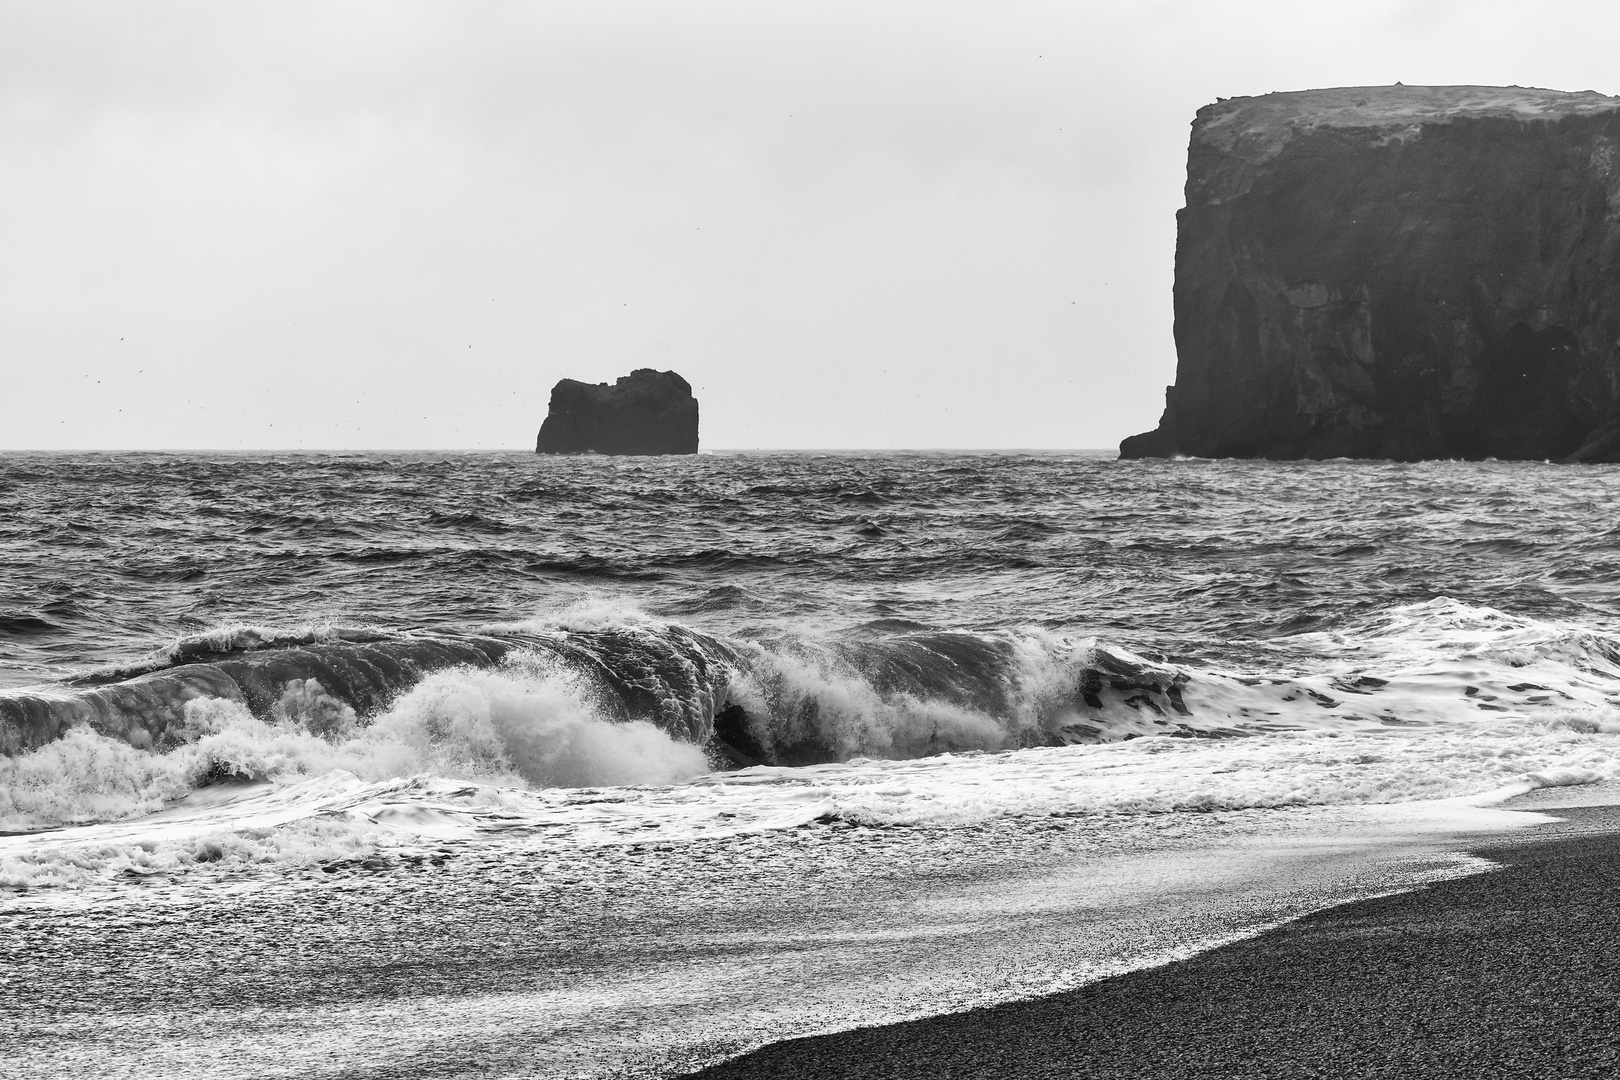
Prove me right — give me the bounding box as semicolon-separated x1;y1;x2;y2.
0;612;59;637
1;658;709;832
6;599;1620;837
6;717;1615;891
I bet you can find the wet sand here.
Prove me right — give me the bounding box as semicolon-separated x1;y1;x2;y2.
685;802;1620;1079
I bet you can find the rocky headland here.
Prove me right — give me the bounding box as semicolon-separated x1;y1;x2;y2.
536;368;699;455
1122;85;1620;461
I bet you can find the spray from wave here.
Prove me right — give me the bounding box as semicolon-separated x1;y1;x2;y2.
1;657;708;831
7;598;1620;837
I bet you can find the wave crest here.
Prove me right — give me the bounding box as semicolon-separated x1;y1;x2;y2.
11;599;1620;833
0;660;710;831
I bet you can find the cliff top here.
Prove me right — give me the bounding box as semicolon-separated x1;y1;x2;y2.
1197;84;1620;159
560;368;693;396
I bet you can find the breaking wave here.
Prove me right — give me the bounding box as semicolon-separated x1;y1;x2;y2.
1;659;709;831
4;598;1620;836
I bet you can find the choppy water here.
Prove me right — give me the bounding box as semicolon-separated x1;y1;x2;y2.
5;451;1620;1077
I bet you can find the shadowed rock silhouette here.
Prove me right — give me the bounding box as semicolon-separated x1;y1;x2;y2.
536;368;699;455
1122;85;1620;462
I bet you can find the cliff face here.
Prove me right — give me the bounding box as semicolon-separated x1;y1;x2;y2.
536;369;699;455
1122;85;1620;461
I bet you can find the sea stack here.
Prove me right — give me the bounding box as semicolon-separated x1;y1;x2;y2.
1121;85;1620;461
535;369;699;455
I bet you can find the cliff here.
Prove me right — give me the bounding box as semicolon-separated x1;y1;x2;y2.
1121;85;1620;461
536;369;699;455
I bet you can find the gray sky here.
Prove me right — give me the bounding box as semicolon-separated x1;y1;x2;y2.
5;0;1619;450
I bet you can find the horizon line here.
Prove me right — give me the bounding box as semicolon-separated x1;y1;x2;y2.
0;446;1122;455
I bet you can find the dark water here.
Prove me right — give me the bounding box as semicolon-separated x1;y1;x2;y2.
6;450;1620;809
7;452;1620;1079
5;450;1617;673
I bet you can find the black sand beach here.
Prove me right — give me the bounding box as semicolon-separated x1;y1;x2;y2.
687;805;1620;1079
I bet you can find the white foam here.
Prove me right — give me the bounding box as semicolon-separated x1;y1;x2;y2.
360;660;708;788
0;726;199;827
9;599;1620;891
6;709;1610;891
725;638;1013;759
481;597;661;635
0;657;708;835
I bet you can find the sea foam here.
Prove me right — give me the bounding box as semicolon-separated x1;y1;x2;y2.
1;656;707;833
8;598;1620;890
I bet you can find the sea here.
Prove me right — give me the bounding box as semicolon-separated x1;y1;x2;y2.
5;450;1620;1078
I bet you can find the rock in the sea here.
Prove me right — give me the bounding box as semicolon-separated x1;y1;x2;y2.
1121;85;1620;461
536;369;699;455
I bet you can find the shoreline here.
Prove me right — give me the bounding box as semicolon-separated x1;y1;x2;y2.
684;795;1620;1079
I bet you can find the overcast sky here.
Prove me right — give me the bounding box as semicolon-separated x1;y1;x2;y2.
5;0;1620;450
